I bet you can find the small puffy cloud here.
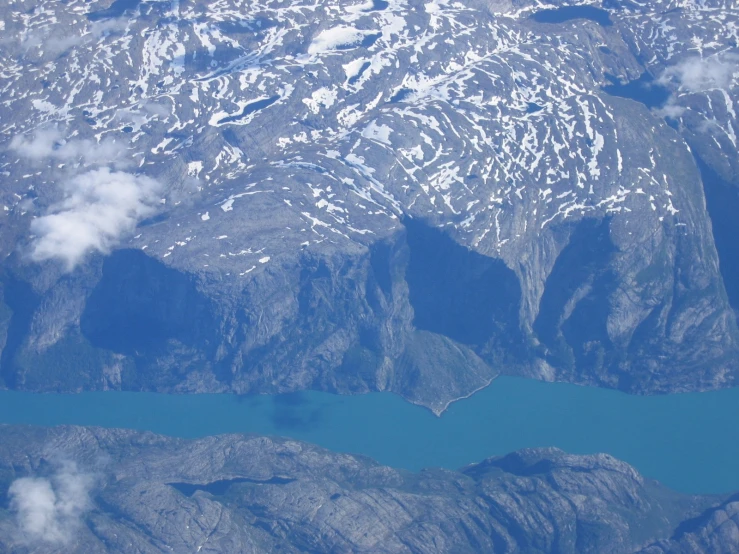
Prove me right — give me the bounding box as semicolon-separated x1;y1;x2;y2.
8;460;94;544
10;479;61;541
43;35;84;55
30;168;162;269
23;17;128;56
654;103;686;119
9;129;63;160
659;54;738;92
142;101;171;118
89;18;129;38
115;101;171;129
10;128;127;166
308;26;370;54
656;54;739;120
10;128;163;270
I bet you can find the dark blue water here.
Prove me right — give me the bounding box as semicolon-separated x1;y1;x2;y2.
389;88;413;103
530;6;613;26
216;95;280;125
170;476;296;497
348;62;371;86
1;377;738;495
87;0;141;21
603;73;672;109
360;33;382;49
369;0;389;10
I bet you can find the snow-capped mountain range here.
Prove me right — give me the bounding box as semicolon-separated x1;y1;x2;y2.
0;0;738;412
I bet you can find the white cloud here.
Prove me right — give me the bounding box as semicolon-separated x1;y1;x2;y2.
9;129;63;160
23;17;128;56
114;101;171;130
142;101;171;118
659;54;739;93
30;168;162;270
10;128;127;166
654;103;686;119
8;461;94;544
656;54;739;120
308;26;370;54
10;128;163;270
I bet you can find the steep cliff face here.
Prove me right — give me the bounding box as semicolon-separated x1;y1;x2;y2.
0;0;738;408
0;425;728;553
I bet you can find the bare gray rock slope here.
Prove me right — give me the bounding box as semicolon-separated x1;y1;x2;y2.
0;424;732;553
639;494;739;554
0;0;738;410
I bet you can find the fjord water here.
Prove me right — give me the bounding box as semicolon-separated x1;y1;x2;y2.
530;6;612;26
0;376;737;495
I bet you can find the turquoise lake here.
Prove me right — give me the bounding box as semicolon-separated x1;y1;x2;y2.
0;376;737;495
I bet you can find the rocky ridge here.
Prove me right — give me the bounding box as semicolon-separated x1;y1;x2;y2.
0;425;734;553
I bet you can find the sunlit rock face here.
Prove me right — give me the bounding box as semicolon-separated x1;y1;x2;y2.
0;425;730;553
0;0;737;408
